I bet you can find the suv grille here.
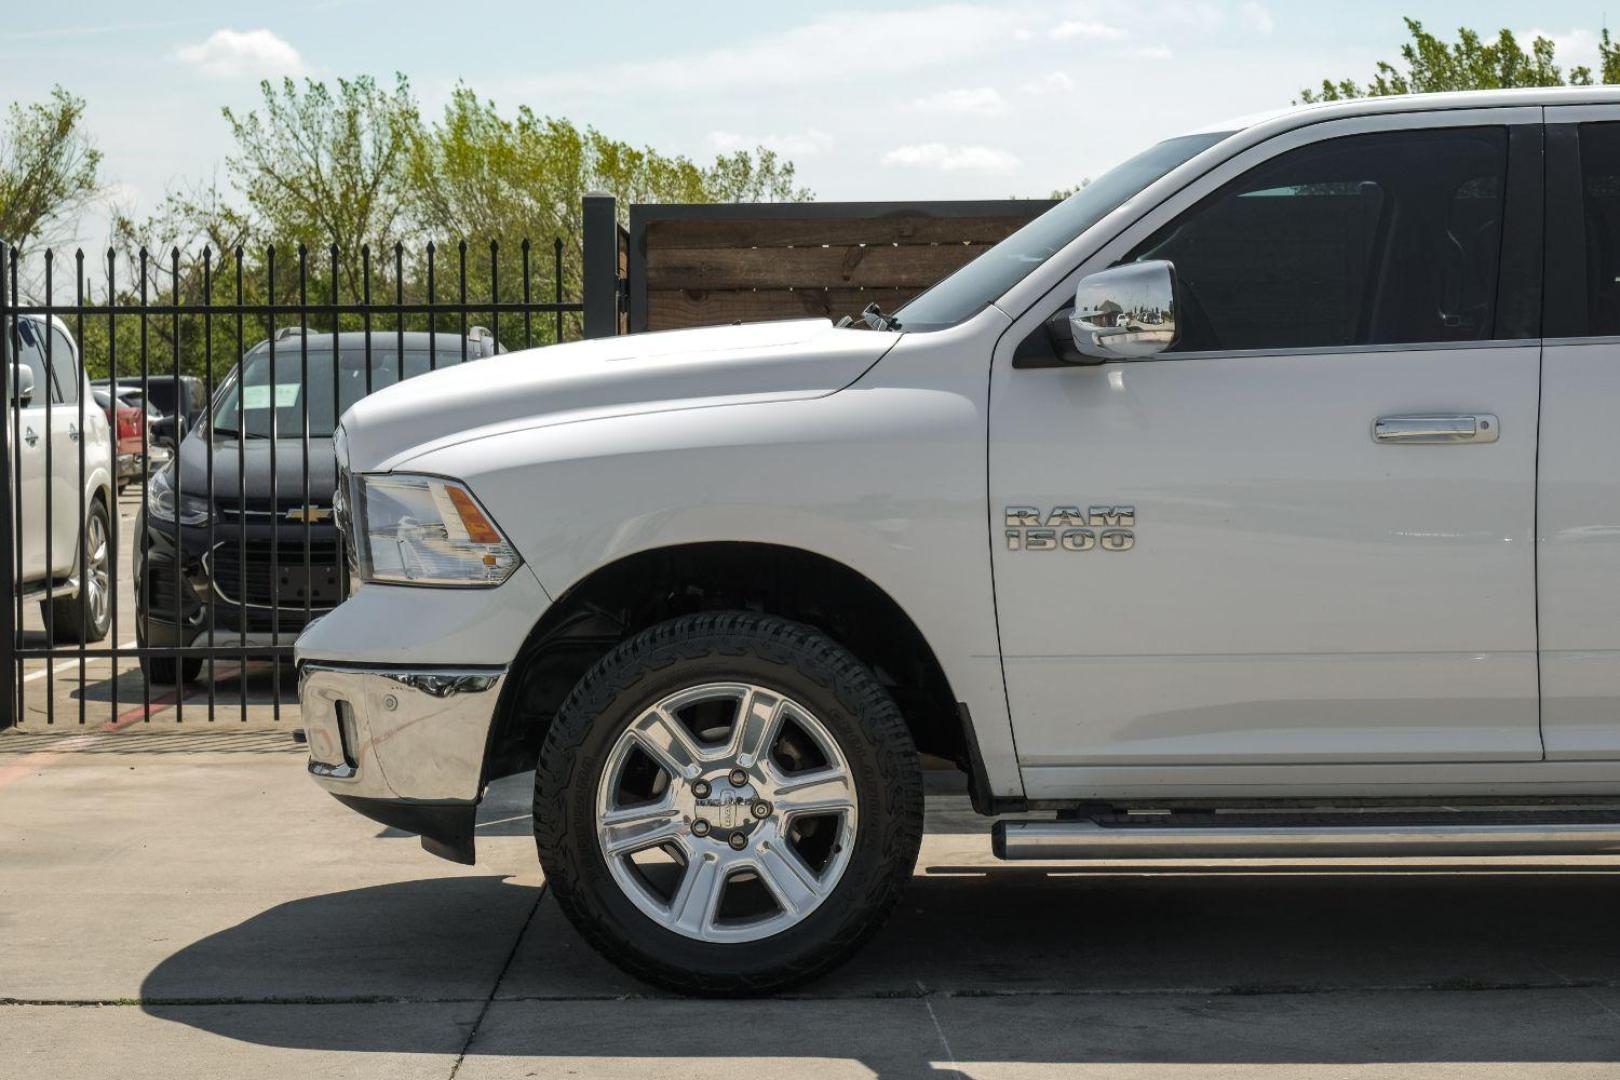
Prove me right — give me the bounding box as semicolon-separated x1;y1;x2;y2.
210;541;343;611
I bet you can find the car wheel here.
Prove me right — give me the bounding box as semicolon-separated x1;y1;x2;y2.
534;611;923;996
44;498;113;644
534;612;926;1003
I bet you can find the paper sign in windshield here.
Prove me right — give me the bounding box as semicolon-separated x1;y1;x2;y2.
240;383;302;410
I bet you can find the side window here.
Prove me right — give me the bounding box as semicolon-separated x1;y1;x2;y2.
1129;127;1509;352
49;329;78;405
10;319;49;408
1576;122;1620;335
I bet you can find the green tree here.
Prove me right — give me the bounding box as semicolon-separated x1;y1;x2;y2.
411;86;807;243
407;85;810;338
0;87;101;254
76;180;262;381
221;74;420;298
69;75;816;375
1300;18;1620;102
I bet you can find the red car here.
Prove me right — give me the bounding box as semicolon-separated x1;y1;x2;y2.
91;385;154;491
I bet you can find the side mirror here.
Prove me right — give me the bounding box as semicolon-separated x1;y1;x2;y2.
6;361;35;407
1069;260;1179;362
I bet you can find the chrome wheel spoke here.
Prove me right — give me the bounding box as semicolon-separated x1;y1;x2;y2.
630;707;707;780
771;766;857;817
669;853;727;936
754;841;826;919
600;802;683;858
728;688;783;769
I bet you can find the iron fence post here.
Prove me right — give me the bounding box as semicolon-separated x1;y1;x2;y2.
0;240;15;728
582;192;620;339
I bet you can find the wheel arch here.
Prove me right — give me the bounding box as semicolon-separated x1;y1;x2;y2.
485;541;975;794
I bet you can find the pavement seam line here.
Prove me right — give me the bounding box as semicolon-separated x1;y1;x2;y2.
920;980;964;1079
11;978;1620;1009
445;881;547;1080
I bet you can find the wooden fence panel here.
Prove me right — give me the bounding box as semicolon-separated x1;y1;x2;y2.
629;201;1058;332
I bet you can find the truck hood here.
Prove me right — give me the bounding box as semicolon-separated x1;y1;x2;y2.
339;319;895;472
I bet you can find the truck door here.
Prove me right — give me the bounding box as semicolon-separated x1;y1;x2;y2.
1538;110;1620;759
45;324;85;579
9;319;51;584
988;111;1546;777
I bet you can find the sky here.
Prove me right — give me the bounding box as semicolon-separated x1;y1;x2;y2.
3;1;1618;250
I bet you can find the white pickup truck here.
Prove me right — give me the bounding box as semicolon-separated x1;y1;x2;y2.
8;315;116;644
298;87;1620;994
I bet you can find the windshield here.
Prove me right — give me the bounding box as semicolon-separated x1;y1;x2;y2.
892;132;1232;332
212;348;471;439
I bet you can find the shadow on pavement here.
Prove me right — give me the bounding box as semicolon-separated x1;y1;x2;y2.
141;863;1620;1070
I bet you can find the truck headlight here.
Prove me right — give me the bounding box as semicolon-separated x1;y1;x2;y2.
357;473;521;587
147;465;212;526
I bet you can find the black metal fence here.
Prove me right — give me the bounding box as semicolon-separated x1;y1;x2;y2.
3;203;627;728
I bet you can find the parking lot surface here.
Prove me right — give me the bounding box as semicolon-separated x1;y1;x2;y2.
5;730;1620;1078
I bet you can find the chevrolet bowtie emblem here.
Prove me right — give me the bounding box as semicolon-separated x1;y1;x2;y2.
286;506;333;523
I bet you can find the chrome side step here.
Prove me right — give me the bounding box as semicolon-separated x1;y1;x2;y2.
993;816;1620;860
17;573;79;604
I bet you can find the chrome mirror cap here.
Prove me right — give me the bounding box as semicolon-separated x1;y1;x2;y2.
1069;260;1178;362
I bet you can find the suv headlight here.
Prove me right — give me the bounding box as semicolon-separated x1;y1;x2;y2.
356;473;521;587
148;465;212;526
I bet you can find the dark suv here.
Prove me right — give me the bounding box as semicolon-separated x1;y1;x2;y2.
135;328;500;683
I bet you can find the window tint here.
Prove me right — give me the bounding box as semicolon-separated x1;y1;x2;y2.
10;319;49;407
1576;122;1620;335
49;329;78;405
1129;127;1508;352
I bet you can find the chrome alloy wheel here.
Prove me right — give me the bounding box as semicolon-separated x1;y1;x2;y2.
84;511;110;628
594;682;859;943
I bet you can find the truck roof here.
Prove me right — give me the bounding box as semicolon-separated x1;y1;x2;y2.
1196;84;1620;137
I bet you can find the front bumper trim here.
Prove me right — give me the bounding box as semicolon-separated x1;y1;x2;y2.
299;660;508;861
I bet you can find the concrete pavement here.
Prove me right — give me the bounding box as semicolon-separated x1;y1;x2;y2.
5;731;1620;1078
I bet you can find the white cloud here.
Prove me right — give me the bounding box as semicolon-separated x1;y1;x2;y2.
1520;27;1602;74
1021;71;1075;95
175;28;306;79
1237;2;1274;35
908;86;1006;115
1050;19;1126;41
707;128;834;156
883;143;1020;172
1129;45;1175;60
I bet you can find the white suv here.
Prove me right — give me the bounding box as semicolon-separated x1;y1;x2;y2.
8;315;115;642
299;87;1620;993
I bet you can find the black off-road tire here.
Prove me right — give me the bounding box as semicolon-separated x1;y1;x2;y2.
534;611;923;996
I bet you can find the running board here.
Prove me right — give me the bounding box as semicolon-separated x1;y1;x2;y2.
18;574;79;604
993;815;1620;860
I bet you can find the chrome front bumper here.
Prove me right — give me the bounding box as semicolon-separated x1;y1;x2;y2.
299;662;508;861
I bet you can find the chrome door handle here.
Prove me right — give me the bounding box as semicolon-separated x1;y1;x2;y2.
1373;414;1499;445
23;426;38;447
68;423;79;442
